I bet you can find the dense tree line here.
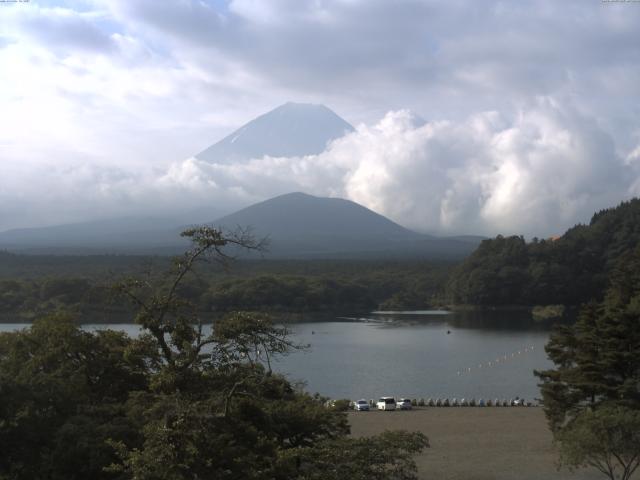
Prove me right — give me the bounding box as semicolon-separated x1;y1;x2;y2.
0;228;429;479
0;261;452;321
204;275;374;312
0;278;120;321
0;250;160;279
202;268;449;312
446;198;640;306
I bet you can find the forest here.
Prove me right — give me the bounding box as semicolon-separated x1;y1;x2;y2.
0;255;452;322
446;199;640;307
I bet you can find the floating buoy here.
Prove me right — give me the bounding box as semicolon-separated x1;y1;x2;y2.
455;344;538;377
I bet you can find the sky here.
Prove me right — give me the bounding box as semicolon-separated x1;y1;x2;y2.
1;0;639;236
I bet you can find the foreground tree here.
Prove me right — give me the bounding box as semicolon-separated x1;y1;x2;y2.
0;312;152;480
557;406;640;480
109;227;428;479
1;227;429;479
278;430;429;480
535;247;640;480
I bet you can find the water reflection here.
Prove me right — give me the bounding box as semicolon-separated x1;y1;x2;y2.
338;309;560;332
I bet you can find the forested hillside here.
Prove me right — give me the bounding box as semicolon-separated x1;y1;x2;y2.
446;198;640;306
7;198;640;317
0;256;452;322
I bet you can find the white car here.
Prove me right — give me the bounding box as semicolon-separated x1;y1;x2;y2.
354;399;370;411
397;398;412;410
376;397;396;411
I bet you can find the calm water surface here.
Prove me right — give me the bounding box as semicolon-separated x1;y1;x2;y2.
1;311;553;402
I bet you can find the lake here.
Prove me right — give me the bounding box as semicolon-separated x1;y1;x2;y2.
1;310;553;402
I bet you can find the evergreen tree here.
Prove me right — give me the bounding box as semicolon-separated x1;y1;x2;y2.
535;246;640;479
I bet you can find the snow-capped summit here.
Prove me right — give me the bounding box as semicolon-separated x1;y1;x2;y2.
196;102;354;163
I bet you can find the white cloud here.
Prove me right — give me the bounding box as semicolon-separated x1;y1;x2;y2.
152;100;630;237
0;100;635;236
1;0;639;236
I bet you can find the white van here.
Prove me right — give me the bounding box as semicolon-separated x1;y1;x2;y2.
376;397;396;411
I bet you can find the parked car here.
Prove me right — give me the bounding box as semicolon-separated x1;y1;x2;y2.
376;397;396;411
397;398;412;410
354;399;370;411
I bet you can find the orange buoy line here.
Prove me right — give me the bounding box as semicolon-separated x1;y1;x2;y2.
456;345;536;376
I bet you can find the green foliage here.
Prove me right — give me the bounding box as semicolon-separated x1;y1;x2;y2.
536;248;640;430
557;406;640;480
446;235;530;305
0;227;430;479
204;275;375;312
535;247;640;479
0;250;164;279
0;312;152;480
201;260;451;313
213;311;300;375
0;259;453;322
531;304;565;321
329;399;352;412
279;430;429;480
447;198;640;306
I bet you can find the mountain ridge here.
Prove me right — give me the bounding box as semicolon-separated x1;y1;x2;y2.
210;192;479;259
0;192;481;259
214;192;422;239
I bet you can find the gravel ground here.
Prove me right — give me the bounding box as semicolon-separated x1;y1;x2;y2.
348;407;616;480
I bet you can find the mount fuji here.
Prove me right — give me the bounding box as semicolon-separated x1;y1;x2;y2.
196;102;354;164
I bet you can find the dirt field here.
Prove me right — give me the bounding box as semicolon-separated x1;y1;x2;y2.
348;407;614;480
